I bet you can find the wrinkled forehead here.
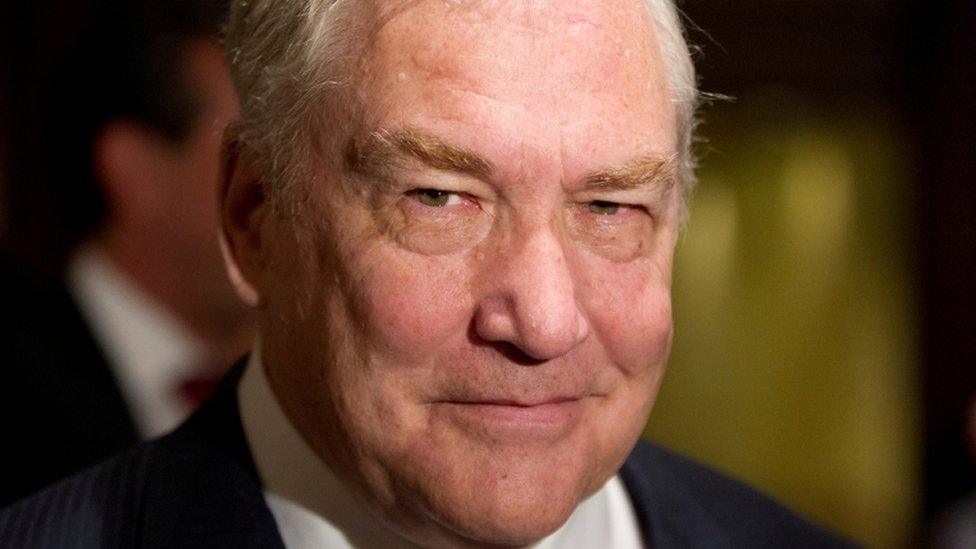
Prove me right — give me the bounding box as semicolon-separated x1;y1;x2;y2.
355;0;666;103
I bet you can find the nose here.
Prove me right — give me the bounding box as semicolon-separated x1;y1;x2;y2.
473;228;590;361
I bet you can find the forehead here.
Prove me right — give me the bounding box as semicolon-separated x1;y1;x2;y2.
369;0;659;84
350;0;675;175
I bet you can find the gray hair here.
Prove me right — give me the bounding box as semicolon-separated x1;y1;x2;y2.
225;0;699;218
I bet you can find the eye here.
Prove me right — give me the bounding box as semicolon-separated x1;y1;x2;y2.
587;200;621;215
412;188;462;207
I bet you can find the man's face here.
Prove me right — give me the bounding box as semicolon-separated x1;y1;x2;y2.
255;0;679;545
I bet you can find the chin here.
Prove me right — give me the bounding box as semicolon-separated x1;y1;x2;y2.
384;437;606;549
425;484;584;548
351;389;653;548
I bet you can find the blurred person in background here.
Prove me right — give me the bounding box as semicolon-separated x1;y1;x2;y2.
0;0;253;506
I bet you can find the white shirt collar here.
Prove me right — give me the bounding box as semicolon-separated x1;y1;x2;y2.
67;246;205;438
238;349;644;549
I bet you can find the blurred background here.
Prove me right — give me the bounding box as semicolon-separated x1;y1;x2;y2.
0;0;255;507
0;0;973;547
645;1;976;548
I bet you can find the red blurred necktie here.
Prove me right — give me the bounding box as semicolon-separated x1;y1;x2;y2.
176;367;225;408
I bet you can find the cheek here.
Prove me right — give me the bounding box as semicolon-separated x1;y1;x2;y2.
581;260;674;376
351;251;474;363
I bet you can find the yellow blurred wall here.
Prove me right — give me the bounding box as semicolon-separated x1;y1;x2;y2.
646;98;919;548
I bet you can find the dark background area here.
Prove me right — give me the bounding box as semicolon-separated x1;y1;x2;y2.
1;0;973;543
912;0;976;522
1;0;109;276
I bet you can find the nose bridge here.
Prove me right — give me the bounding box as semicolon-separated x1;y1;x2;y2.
480;217;590;360
514;220;575;311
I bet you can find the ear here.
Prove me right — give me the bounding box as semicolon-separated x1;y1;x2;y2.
218;125;267;307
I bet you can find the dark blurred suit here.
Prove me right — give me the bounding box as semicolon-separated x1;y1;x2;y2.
0;259;137;506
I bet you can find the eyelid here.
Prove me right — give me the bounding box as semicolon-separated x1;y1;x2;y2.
584;201;643;214
401;188;487;216
576;191;662;216
576;190;655;204
572;196;646;211
407;188;465;206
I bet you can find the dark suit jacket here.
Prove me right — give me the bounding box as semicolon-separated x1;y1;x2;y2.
0;259;138;507
0;364;854;548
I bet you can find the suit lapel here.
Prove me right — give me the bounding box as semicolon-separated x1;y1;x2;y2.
139;360;286;548
0;263;137;506
620;438;731;549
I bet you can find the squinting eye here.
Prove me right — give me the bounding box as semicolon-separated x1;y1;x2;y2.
587;200;621;215
414;189;458;207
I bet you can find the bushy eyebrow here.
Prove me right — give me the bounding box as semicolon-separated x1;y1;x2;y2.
345;126;675;196
581;155;677;195
345;128;493;179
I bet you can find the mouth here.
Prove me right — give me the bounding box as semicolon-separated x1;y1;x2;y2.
430;397;585;441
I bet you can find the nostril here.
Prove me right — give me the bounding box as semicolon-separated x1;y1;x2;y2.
491;341;547;366
467;320;547;366
514;308;588;359
472;299;516;344
472;291;589;362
